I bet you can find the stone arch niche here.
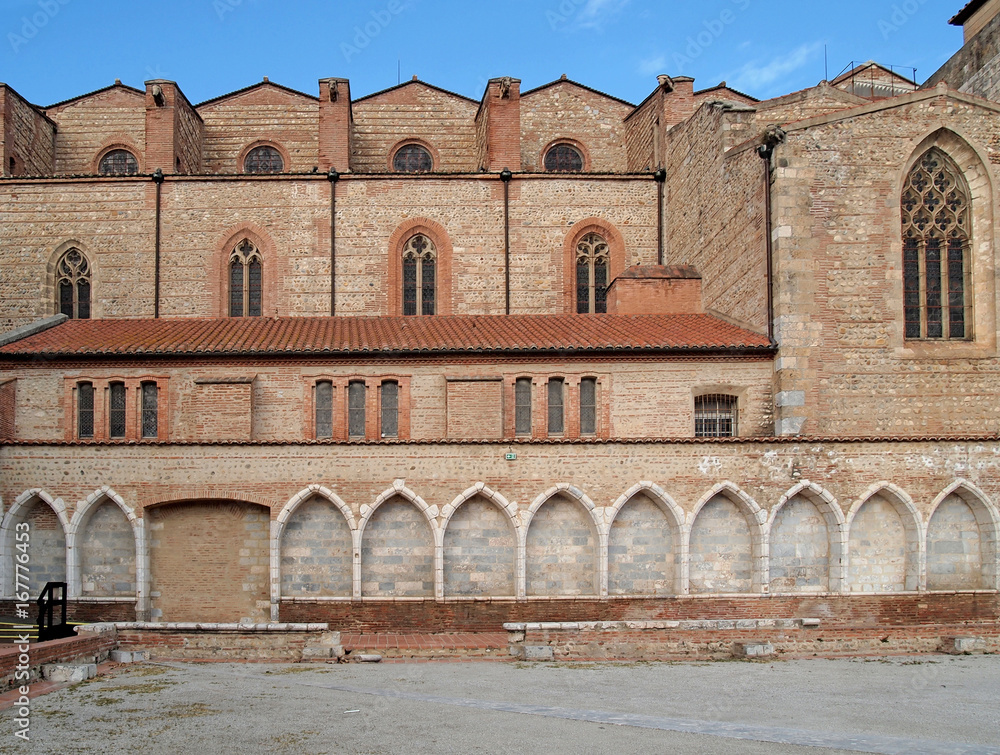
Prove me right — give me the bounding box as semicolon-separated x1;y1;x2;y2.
1;491;68;594
768;484;843;593
279;494;354;598
847;487;920;592
525;490;600;597
607;487;681;596
147;500;270;622
442;493;517;597
76;497;136;598
360;494;435;597
926;483;998;591
688;486;762;594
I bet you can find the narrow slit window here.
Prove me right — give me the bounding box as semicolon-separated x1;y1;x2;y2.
515;378;532;436
315;381;333;439
348;381;366;439
141;382;158;439
580;378;597;435
108;382;126;439
547;378;564;435
77;382;94;439
381;381;398;438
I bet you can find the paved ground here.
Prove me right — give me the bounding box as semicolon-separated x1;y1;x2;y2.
2;655;999;754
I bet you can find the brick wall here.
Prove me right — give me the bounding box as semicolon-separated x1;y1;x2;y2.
0;85;55;177
925;10;1000;101
46;85;146;175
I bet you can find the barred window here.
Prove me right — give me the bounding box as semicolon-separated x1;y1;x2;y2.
544;143;583;172
141;382;158;439
393;143;433;172
515;378;532;436
57;248;91;319
576;233;609;314
695;394;738;438
381;381;399;438
77;382;94;439
244;145;284;173
99;149;139;176
108;382;126;439
580;377;597;435
547;378;564;435
902;148;972;340
315;381;333;439
229;239;263;317
402;234;436;316
348;381;366;439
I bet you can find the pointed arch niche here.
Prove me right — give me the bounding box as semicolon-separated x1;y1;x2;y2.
926;481;999;591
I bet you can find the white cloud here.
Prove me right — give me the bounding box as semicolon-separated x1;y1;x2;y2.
638;54;667;76
728;41;824;93
575;0;630;30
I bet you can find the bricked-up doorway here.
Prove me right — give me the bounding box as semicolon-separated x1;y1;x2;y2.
148;501;270;622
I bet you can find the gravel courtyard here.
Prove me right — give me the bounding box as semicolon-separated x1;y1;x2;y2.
3;655;1000;754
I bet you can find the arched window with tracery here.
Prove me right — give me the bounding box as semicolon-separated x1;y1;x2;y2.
576;232;609;313
902;148;972;340
392;143;433;173
99;149;139;176
244;145;284;173
544;143;584;172
402;234;436;315
229;239;262;317
57;248;91;319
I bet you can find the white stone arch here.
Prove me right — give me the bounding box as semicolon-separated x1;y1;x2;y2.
927;479;1000;590
606;482;686;596
846;482;924;592
767;480;846;592
440;483;520;600
358;480;440;599
687;482;767;593
66;486;144;607
522;484;603;598
0;489;69;597
271;485;358;615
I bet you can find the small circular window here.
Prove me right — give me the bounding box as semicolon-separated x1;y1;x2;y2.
99;149;139;176
244;145;284;174
544;143;584;172
393;143;433;173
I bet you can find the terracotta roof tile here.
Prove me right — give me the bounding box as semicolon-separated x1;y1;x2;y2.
0;314;774;358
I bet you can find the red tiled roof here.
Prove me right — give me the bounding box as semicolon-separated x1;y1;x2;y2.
0;315;773;358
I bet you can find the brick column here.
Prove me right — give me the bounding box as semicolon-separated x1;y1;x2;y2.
318;78;352;172
482;77;521;171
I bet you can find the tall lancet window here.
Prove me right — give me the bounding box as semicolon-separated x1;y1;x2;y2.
576;232;609;314
229;239;262;317
402;234;436;315
901;149;972;340
57;248;91;319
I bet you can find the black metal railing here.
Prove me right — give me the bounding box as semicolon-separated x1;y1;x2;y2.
37;581;73;642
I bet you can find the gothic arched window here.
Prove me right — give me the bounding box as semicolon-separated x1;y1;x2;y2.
244;145;284;174
229;239;262;317
544;143;583;172
99;149;139;176
392;144;433;173
576;232;609;313
57;248;91;319
902;148;972;340
402;234;436;315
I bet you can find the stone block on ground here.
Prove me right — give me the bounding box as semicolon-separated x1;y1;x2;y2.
734;642;774;659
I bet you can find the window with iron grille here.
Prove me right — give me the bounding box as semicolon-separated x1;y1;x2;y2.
515;378;532;436
402;234;436;315
77;382;94;439
392;143;433;172
547;378;565;435
576;233;609;313
99;149;139;176
381;381;398;438
902;148;972;340
695;394;738;438
580;377;597;435
544;143;583;172
57;248;91;319
108;382;126;439
348;381;366;439
141;382;158;439
229;239;262;317
315;381;333;439
244;145;284;173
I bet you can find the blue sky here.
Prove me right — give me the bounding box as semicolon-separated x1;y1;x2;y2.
0;0;966;107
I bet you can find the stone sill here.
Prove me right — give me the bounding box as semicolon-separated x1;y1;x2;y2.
85;622;329;633
504;619;815;632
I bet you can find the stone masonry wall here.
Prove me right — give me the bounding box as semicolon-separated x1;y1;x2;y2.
46;86;147;175
1;86;55;176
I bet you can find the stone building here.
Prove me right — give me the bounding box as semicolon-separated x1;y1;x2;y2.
0;6;998;637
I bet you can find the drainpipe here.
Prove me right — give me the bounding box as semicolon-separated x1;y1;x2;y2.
653;168;666;265
756;126;785;342
328;169;340;316
152;168;164;318
500;168;512;314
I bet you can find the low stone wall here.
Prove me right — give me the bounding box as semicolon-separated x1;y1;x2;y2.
108;622;342;661
0;627;116;690
504;619;1000;661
